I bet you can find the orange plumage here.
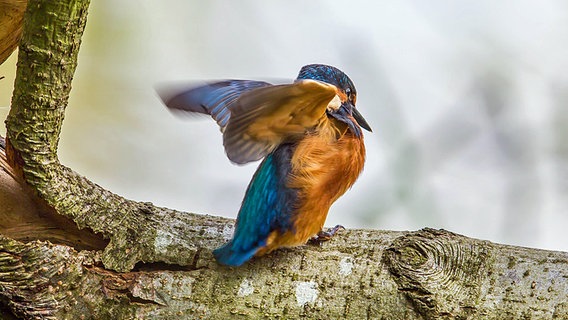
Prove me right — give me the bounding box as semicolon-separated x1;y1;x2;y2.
259;120;366;253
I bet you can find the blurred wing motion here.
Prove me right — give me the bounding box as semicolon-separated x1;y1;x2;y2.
159;80;271;129
160;79;338;164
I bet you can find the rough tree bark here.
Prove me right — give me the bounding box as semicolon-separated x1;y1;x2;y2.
1;0;567;319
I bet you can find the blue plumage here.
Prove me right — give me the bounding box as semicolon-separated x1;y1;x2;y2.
161;80;270;129
297;64;355;95
213;144;297;266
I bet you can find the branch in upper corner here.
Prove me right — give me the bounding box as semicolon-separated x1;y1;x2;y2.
0;0;27;66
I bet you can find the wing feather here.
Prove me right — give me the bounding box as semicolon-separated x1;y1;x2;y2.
223;79;337;164
158;80;272;129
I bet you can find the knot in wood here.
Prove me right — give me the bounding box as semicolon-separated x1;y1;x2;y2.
383;228;487;319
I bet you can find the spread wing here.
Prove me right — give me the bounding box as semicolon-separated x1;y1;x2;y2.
159;79;338;165
223;79;337;164
158;80;272;129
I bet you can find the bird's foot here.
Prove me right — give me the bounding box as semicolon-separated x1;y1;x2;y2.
308;225;345;245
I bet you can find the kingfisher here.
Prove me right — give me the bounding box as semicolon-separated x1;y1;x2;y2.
159;64;371;266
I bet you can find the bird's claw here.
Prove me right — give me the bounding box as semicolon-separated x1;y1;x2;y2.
308;225;345;245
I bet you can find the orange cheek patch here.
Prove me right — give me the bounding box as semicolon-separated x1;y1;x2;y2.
335;88;348;103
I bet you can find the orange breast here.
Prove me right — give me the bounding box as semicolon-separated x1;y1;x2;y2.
260;119;366;253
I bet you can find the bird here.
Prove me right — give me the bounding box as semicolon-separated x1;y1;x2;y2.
159;64;371;266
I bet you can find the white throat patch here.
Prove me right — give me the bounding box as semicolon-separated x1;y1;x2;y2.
327;94;342;111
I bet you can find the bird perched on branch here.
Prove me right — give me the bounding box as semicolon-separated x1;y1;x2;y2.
159;64;371;266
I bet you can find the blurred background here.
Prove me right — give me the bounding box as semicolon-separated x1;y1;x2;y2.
1;0;568;252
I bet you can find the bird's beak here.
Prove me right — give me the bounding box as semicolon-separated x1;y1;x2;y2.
352;107;372;132
328;102;372;137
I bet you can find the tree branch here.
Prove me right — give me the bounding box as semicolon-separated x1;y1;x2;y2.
1;222;567;319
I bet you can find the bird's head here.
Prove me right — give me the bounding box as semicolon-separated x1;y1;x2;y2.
296;64;372;137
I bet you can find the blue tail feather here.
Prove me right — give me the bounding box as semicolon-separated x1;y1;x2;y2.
213;145;297;266
213;241;261;267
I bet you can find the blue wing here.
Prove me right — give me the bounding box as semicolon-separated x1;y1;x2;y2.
213;144;297;266
159;80;271;129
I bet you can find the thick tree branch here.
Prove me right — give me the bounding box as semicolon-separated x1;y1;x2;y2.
1;221;567;319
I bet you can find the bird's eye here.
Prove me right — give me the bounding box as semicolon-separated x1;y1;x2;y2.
345;88;352;99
